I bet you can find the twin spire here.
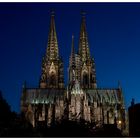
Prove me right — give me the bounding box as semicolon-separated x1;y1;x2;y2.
69;13;91;63
46;11;91;62
79;13;90;62
41;11;97;89
46;11;59;60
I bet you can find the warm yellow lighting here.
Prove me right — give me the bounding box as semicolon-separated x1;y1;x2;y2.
118;120;122;124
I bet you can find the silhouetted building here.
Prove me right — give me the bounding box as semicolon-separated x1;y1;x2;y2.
21;12;126;132
129;99;140;137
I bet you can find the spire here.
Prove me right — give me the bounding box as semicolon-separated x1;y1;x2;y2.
69;35;76;84
70;35;76;68
40;11;64;89
79;12;90;62
71;35;76;82
46;11;59;60
71;35;74;55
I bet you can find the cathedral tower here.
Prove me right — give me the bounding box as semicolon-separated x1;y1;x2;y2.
40;12;64;88
78;13;97;89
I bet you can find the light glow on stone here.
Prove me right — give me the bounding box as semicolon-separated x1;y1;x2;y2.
118;120;122;124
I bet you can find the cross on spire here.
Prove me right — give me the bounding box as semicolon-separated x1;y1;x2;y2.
81;10;86;18
51;10;55;16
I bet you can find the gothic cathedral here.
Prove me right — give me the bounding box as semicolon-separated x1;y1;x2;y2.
21;12;126;132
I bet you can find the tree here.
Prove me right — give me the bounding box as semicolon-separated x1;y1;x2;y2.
0;90;11;123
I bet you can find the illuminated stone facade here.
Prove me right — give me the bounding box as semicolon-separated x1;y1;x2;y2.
21;12;126;131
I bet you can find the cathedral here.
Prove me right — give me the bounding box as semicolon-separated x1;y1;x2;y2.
21;12;126;131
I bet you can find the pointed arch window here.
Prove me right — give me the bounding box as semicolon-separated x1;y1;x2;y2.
82;72;88;88
49;72;56;88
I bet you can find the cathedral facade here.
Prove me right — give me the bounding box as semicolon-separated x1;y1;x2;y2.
21;12;126;131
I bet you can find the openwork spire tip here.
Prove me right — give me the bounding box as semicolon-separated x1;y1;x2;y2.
81;10;86;18
72;34;74;39
51;10;55;16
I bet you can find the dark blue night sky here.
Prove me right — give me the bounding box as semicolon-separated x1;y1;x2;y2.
0;2;140;113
